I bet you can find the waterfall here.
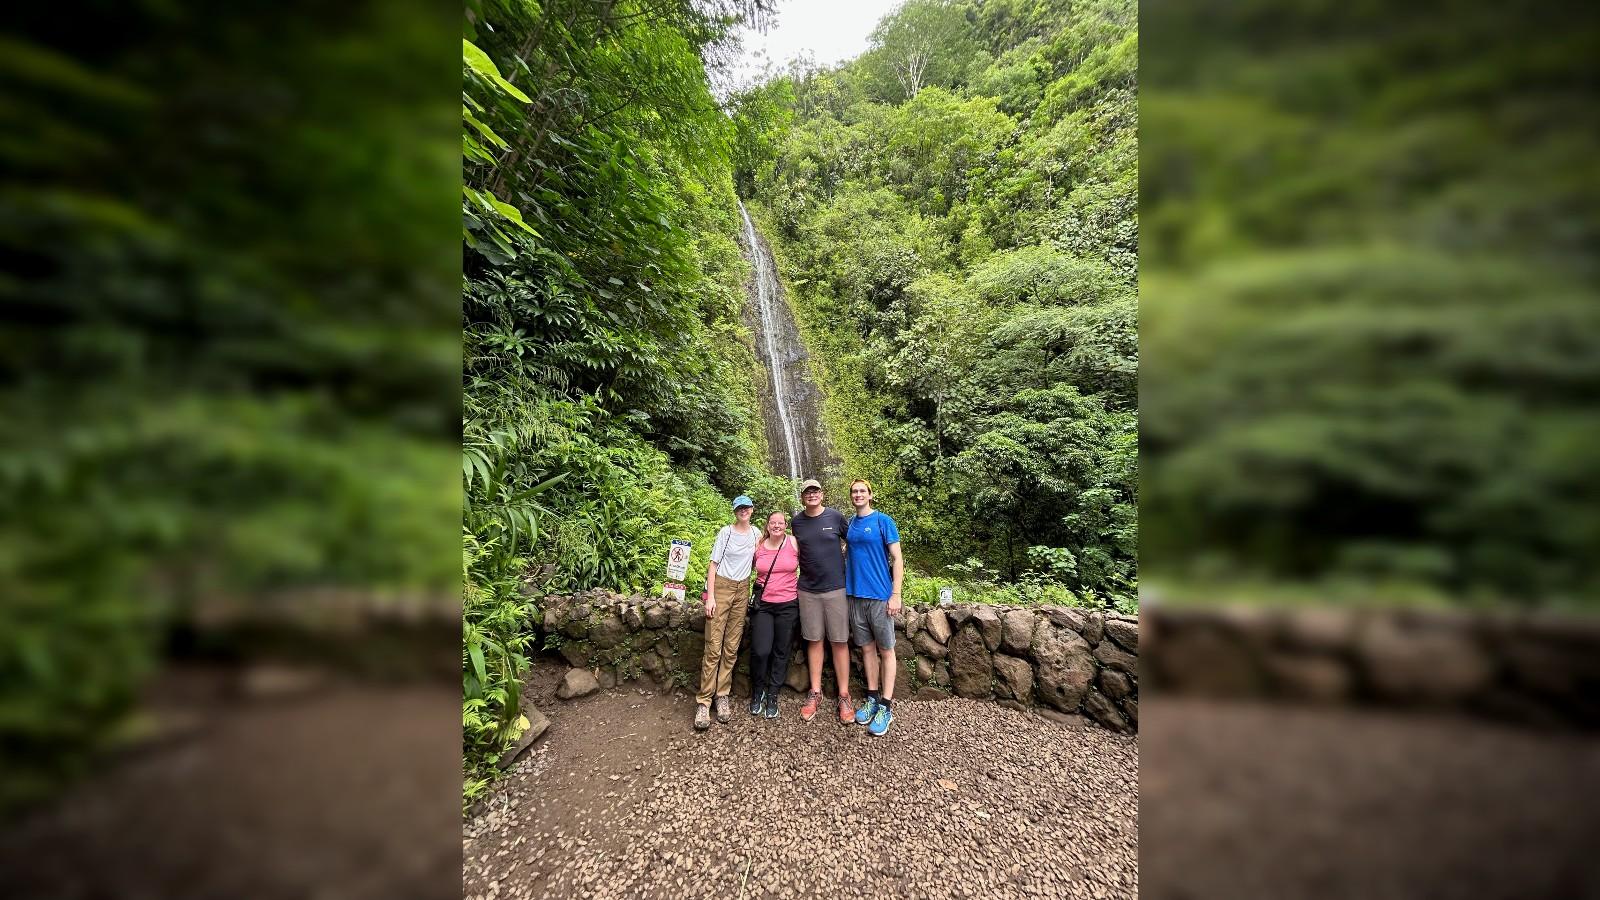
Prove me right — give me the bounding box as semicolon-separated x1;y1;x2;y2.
739;200;802;481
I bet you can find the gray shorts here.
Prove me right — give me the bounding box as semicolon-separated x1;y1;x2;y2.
798;589;849;643
849;595;895;649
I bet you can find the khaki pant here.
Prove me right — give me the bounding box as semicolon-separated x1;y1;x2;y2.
697;575;750;705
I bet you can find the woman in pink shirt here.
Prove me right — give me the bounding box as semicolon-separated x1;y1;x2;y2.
748;510;800;718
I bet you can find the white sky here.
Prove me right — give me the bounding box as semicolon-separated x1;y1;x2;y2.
723;0;902;91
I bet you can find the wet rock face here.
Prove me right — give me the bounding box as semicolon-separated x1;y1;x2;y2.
739;202;836;480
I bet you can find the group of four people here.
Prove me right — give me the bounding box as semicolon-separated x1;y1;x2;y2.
694;478;903;736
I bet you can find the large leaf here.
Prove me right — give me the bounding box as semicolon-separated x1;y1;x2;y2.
464;109;510;150
463;39;531;103
488;197;537;234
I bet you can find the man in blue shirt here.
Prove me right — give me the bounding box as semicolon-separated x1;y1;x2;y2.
845;478;903;736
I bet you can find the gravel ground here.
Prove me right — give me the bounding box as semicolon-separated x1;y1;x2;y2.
1140;696;1600;899
465;663;1139;900
0;666;461;900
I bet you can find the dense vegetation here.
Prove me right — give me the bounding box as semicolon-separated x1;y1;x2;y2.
728;0;1138;609
1;1;459;815
1139;0;1600;605
459;0;789;802
460;0;1144;801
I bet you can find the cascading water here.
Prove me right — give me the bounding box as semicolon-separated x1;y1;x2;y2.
739;200;802;480
737;200;835;484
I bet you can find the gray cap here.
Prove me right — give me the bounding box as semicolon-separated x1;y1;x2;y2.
799;478;824;493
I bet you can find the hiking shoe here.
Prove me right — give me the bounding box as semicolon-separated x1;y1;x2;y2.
836;696;854;724
694;704;710;731
749;690;766;716
868;702;894;736
714;695;730;723
801;691;821;721
854;695;879;725
763;692;779;718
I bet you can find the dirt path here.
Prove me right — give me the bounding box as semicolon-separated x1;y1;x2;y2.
1140;696;1600;899
0;666;461;900
464;662;1139;900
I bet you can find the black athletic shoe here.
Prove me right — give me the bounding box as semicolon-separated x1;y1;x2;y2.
763;692;779;719
749;690;766;716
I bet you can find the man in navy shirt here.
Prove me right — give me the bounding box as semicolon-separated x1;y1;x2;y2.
846;478;903;736
790;478;856;723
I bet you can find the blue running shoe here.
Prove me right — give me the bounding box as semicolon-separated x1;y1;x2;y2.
854;695;879;725
868;703;894;736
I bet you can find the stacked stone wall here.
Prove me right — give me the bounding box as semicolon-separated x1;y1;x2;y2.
538;591;1139;733
1145;605;1600;727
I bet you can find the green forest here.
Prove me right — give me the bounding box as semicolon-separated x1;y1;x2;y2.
461;0;1138;799
1139;0;1600;607
2;1;460;814
729;0;1137;604
461;0;774;802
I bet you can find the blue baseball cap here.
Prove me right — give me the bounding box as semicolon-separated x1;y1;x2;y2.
732;495;754;510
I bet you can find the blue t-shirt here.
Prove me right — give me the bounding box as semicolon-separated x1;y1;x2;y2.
845;510;900;601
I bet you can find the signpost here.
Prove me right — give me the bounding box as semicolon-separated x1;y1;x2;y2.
663;539;691;600
938;586;954;606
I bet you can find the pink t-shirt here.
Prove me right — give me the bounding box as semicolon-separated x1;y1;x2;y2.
752;537;799;604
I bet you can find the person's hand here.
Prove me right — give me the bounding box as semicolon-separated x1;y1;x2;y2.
887;593;902;616
702;590;715;618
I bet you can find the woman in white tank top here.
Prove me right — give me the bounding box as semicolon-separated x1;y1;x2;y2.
694;494;758;729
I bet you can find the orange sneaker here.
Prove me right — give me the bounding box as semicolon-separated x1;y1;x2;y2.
836;695;854;724
801;690;821;721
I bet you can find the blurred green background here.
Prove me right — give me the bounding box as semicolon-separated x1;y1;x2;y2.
1139;0;1600;608
0;0;462;814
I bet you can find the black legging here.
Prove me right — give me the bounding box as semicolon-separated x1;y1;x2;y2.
749;598;800;698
